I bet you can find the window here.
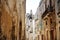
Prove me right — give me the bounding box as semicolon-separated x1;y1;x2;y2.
0;12;2;17
2;35;6;40
59;21;60;23
20;21;22;27
46;21;47;25
29;16;32;19
30;28;33;33
58;15;60;17
28;26;30;28
5;0;8;6
50;19;52;24
59;27;60;29
30;30;33;33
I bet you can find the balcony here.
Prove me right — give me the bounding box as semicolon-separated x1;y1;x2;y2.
42;8;48;19
42;5;54;19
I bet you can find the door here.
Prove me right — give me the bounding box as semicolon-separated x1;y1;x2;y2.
50;30;54;40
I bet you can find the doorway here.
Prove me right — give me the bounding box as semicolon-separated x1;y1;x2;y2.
50;30;54;40
19;21;22;40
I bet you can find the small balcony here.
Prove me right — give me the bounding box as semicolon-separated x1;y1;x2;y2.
42;5;54;19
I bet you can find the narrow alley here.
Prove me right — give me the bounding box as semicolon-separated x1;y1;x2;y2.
0;0;60;40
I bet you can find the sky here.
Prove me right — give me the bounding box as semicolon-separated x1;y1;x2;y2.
26;0;41;14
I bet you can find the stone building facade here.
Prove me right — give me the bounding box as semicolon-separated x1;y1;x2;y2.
0;0;26;40
25;10;34;40
34;0;46;40
34;6;42;40
41;0;58;40
36;0;60;40
55;0;60;40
